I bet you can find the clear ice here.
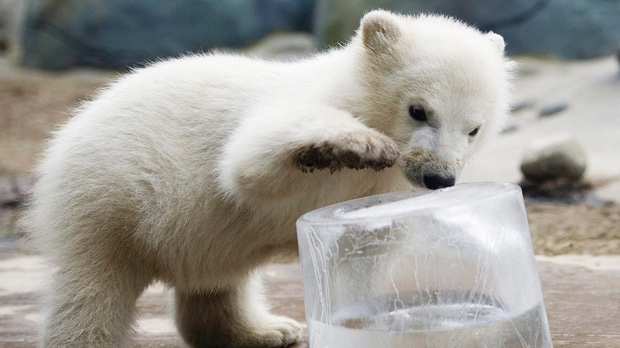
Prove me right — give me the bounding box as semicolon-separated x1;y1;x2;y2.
297;183;553;348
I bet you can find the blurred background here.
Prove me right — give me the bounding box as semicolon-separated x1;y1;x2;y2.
0;0;619;253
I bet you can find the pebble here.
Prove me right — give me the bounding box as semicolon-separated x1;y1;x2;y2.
246;33;315;62
500;122;518;134
510;98;537;113
539;102;568;117
0;175;31;208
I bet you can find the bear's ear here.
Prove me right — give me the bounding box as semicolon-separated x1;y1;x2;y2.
486;32;505;54
361;10;401;53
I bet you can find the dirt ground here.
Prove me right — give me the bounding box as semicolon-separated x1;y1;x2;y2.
1;56;619;256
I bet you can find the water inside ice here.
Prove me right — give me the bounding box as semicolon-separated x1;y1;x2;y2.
308;292;551;348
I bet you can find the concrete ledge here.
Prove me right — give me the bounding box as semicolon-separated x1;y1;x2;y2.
1;251;619;347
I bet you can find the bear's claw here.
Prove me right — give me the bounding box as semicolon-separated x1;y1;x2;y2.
293;130;400;174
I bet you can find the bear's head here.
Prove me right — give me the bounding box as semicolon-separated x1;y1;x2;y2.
353;10;514;190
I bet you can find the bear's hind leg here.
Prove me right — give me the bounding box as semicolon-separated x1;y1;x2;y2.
40;261;153;348
175;274;301;348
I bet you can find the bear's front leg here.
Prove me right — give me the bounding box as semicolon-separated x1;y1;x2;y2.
218;103;400;200
175;274;301;348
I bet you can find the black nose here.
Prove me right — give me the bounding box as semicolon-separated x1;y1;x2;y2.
423;174;456;190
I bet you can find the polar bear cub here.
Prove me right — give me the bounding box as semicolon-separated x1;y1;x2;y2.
25;10;513;348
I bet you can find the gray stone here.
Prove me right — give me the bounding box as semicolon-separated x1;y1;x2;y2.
511;98;538;113
17;0;316;70
0;0;25;53
0;175;20;207
500;122;518;134
520;135;587;183
314;0;620;59
246;33;316;62
0;175;31;208
539;102;568;117
0;1;8;50
516;61;542;77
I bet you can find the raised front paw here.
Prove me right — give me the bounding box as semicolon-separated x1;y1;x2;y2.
293;129;400;173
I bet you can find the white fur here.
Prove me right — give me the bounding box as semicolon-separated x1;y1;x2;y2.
24;10;513;348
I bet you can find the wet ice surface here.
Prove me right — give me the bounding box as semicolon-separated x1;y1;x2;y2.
297;183;553;348
304;183;517;223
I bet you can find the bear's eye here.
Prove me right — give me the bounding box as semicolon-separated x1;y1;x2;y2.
408;105;427;122
469;127;480;136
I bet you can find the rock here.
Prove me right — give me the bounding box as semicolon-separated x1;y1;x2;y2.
246;33;315;62
539;102;568;117
0;0;26;53
520;135;587;183
0;175;25;207
500;122;518;134
17;0;316;70
510;98;537;113
516;61;542;77
0;1;8;50
314;0;620;59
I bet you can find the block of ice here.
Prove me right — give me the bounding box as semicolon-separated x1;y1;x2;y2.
297;182;552;348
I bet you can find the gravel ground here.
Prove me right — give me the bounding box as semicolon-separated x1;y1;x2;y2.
1;55;618;256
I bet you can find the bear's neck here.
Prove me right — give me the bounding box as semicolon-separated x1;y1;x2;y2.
299;43;369;116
